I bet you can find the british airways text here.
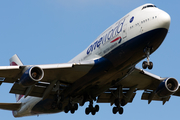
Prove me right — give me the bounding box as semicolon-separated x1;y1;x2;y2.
87;19;126;55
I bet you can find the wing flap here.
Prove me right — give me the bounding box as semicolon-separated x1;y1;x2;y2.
97;92;136;103
116;68;165;90
141;92;170;102
0;103;21;111
10;83;56;98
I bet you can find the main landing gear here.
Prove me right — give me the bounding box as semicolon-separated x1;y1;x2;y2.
85;100;99;115
142;47;153;70
64;102;78;114
112;98;125;114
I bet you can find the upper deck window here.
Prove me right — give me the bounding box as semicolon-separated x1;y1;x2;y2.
142;5;156;10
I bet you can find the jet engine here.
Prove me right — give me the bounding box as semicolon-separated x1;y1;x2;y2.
19;66;44;87
156;78;179;97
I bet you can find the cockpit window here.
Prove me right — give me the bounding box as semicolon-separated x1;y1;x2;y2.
142;5;156;10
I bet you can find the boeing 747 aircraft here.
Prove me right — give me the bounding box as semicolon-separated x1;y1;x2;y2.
0;3;179;117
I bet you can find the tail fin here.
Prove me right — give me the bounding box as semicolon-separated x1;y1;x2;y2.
9;54;23;66
9;54;24;102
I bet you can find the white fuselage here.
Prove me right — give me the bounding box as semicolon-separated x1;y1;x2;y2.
69;4;170;63
13;3;171;117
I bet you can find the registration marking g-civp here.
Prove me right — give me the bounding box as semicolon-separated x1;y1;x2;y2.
110;36;122;43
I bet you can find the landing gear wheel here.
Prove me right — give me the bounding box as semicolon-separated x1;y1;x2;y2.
85;108;90;115
148;62;153;69
71;109;75;114
85;100;99;115
95;105;99;112
121;99;126;106
91;109;96;115
74;103;78;110
143;47;154;70
118;107;124;114
64;106;69;113
64;102;79;114
113;107;118;114
142;61;148;69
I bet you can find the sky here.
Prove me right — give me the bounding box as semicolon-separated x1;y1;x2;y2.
0;0;180;119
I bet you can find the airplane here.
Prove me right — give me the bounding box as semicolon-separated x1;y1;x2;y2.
0;3;179;117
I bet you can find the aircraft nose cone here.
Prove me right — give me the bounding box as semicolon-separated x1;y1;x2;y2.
158;11;171;30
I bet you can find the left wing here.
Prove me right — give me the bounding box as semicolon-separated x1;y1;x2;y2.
97;68;180;105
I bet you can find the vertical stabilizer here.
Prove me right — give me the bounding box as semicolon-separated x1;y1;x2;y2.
9;54;23;66
9;54;24;102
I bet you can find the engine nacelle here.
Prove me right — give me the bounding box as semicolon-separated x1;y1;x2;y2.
19;66;44;87
156;78;179;97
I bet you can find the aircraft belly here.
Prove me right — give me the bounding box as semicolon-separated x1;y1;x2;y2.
31;99;62;114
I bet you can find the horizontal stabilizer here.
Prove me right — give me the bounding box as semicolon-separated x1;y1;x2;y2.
0;103;21;111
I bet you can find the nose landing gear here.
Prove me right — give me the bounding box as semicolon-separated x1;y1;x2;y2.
142;47;153;70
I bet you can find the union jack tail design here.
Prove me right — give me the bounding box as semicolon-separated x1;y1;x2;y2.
9;54;24;102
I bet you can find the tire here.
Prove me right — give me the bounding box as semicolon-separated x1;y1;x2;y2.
121;99;126;106
148;62;153;70
142;61;148;69
74;103;78;110
85;108;90;115
112;107;118;114
64;106;69;113
95;105;99;112
91;109;96;115
119;107;123;114
71;109;75;114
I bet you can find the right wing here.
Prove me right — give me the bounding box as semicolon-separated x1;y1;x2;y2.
97;67;179;105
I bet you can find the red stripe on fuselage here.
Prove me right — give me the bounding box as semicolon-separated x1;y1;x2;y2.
110;37;121;43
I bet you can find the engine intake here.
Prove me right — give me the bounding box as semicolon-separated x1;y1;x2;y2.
156;78;179;97
19;66;44;87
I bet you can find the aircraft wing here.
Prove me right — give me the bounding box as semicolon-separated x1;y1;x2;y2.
0;103;21;111
97;68;180;105
0;61;94;98
0;61;93;84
